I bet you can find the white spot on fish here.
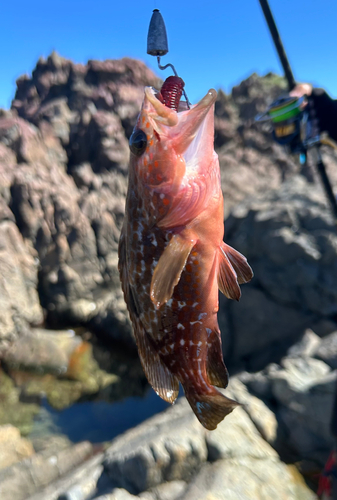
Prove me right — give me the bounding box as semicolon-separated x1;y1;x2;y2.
190;320;202;325
189;340;195;346
206;328;212;336
192;302;199;308
177;323;185;330
141;260;145;272
150;234;157;246
166;299;173;307
198;313;207;320
169;343;175;350
198;359;208;388
178;301;186;309
160;193;165;199
180;339;185;345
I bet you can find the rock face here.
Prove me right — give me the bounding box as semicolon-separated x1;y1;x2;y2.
1;52;336;370
2;327;334;500
1;50;337;500
0;389;319;500
221;175;337;371
240;328;337;469
1;53;162;349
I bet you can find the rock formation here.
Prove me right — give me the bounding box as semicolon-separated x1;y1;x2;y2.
0;52;336;499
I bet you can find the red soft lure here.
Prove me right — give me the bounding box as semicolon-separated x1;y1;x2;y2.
160;76;185;111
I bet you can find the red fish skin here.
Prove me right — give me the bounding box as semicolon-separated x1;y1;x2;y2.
118;86;253;430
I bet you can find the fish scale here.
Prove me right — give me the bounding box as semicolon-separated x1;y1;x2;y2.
118;82;253;430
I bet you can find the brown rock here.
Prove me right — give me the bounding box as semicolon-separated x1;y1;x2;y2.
0;425;34;470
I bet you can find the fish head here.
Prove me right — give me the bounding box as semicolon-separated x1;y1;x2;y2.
128;86;218;224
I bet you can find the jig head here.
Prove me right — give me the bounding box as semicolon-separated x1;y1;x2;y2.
147;9;191;109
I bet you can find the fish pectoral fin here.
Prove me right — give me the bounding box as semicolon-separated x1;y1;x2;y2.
184;385;240;430
206;328;229;389
217;245;241;301
134;320;179;404
150;232;196;309
221;242;253;284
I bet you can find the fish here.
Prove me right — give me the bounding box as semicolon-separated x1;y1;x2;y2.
118;80;253;430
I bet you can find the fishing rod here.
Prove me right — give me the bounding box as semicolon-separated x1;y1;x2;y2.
256;0;337;223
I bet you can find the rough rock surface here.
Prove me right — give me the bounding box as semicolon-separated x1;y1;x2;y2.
240;328;337;467
0;53;336;500
1;53;336;369
221;175;337;371
1;334;329;500
103;399;207;494
179;458;316;500
0;389;310;500
0;425;34;470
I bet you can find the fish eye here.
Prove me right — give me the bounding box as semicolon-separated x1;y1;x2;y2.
129;129;147;157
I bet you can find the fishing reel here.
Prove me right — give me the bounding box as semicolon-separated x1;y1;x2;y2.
255;95;320;159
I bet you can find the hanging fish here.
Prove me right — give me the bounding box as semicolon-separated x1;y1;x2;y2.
118;77;253;430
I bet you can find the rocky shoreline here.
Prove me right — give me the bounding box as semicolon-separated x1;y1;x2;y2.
0;52;337;499
3;327;336;499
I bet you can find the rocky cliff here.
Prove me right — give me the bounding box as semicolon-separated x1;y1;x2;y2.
1;52;337;370
1;51;337;500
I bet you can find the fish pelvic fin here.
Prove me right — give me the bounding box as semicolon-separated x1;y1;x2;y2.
206;328;229;389
184;386;240;430
150;232;196;309
222;242;253;284
217;241;253;300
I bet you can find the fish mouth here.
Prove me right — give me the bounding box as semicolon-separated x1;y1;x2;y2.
145;87;217;165
176;89;217;170
181;90;217;169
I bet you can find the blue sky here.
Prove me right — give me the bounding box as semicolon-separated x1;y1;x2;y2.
1;0;336;109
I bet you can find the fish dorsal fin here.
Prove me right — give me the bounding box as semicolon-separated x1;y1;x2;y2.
206;328;229;389
217;244;241;301
150;232;196;309
221;242;253;284
133;314;179;403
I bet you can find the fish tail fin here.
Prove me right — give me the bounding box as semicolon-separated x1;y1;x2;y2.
183;386;240;430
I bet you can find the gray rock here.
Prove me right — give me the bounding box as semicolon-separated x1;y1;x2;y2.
222;175;337;370
93;490;139;500
0;441;93;500
287;329;322;358
179;458;318;500
314;331;337;369
276;371;337;461
3;328;82;373
0;220;43;351
27;453;104;500
206;405;277;462
228;377;277;443
241;357;336;464
221;286;312;370
104;399;207;495
139;481;186;500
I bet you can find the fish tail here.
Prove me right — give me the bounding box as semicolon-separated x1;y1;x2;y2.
183;386;240;430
